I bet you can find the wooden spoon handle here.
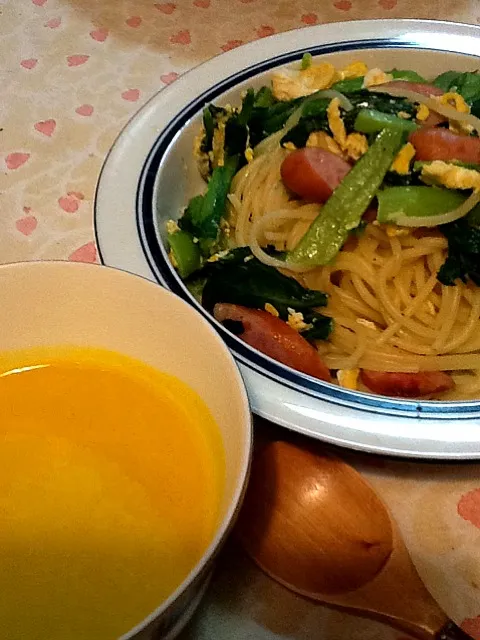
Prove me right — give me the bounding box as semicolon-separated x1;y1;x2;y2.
436;621;473;640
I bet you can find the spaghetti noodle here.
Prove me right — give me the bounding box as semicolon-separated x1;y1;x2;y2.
227;147;480;400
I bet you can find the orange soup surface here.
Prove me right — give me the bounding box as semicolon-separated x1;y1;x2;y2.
0;347;224;640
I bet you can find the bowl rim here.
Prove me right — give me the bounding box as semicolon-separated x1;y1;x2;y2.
95;19;480;458
0;259;253;637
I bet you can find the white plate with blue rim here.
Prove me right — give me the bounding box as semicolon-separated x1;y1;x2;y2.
95;19;480;459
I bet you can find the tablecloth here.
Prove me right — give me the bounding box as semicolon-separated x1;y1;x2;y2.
2;1;480;638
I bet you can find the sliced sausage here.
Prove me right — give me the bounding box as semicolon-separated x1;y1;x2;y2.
280;147;351;203
360;369;454;398
409;127;480;164
214;303;331;382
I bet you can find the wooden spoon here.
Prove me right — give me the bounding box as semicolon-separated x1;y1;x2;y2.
236;438;472;640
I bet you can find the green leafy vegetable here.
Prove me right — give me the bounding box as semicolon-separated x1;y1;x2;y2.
342;91;417;128
433;70;480;103
180;155;238;248
331;77;364;93
388;69;427;83
301;313;333;341
382;170;423;187
438;217;480;285
288;128;405;266
281;90;417;148
201;250;328;318
281;99;330;147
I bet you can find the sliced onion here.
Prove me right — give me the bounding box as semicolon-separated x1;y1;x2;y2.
249;208;316;272
254;89;353;157
395;188;480;227
369;85;480;134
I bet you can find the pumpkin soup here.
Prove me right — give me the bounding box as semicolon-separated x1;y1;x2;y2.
0;347;224;640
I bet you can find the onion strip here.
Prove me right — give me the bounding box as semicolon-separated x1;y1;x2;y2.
395;189;480;227
369;85;480;133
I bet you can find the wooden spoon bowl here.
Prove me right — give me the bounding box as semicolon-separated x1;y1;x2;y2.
236;438;472;640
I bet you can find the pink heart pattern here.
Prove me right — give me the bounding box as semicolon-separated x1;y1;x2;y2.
75;104;94;116
32;0;47;6
16;216;38;236
301;13;318;24
194;0;210;7
67;55;89;67
126;16;142;28
154;3;176;14
457;488;480;528
34;119;56;137
221;39;243;52
334;0;352;10
160;72;179;85
21;58;38;70
44;16;61;28
90;27;109;42
69;242;97;263
58;192;84;213
5;153;30;170
256;25;275;38
170;29;191;45
121;88;140;102
378;0;397;7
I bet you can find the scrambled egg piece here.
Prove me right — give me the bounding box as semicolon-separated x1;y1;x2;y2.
287;308;312;332
384;225;410;238
362;68;393;88
212;122;226;167
166;219;180;234
337;368;360;390
327;98;368;161
420;161;480;191
306;131;343;156
337;61;368;80
220;218;231;238
169;250;178;268
439;92;470;113
271;60;370;101
416;104;430;121
244;147;254;163
391;142;416;175
207;249;230;263
272;63;337;100
327;97;347;147
437;92;473;134
283;141;297;151
265;303;280;317
344;133;369;161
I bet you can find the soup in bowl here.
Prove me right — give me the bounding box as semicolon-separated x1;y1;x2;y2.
0;261;251;639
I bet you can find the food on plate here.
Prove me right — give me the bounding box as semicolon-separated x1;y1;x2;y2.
167;57;480;400
1;346;224;640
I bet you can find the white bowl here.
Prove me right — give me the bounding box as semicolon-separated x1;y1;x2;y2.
95;19;480;458
0;260;252;639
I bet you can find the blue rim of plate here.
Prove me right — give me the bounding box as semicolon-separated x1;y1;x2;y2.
133;37;480;420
